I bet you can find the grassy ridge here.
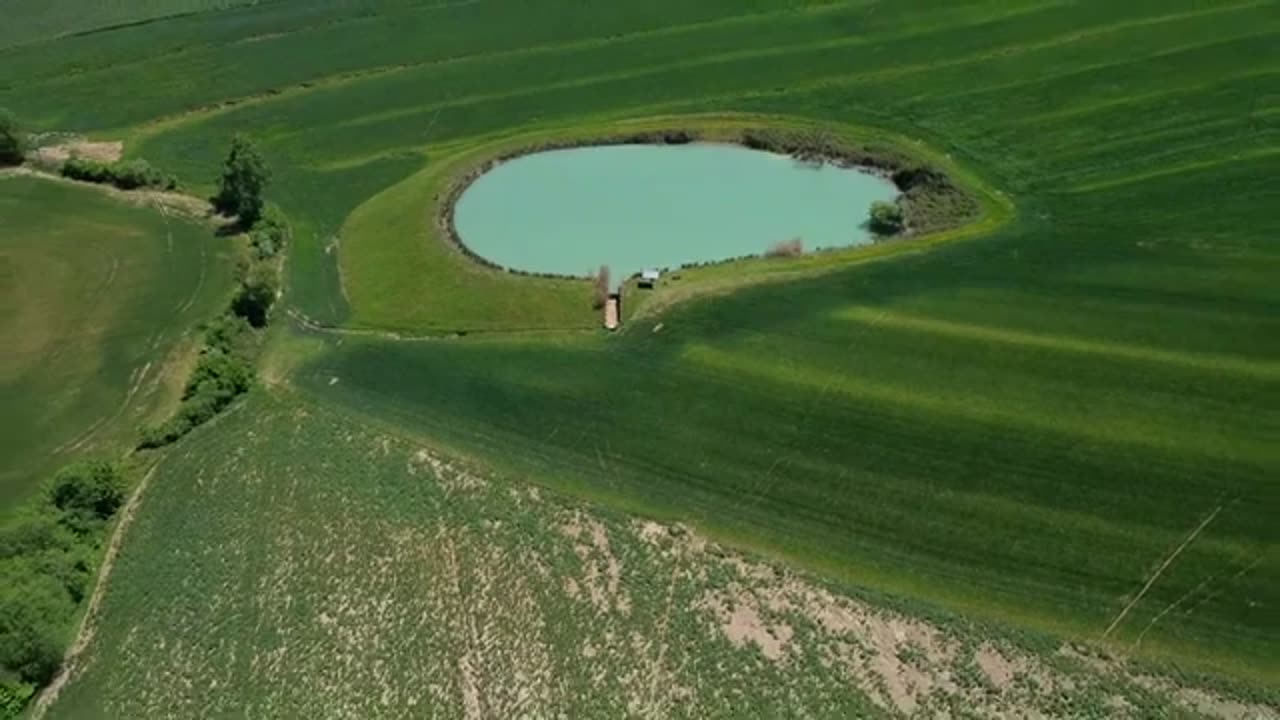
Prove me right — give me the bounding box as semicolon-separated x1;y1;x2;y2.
0;176;234;506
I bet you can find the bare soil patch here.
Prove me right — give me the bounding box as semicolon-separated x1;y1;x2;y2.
33;139;124;165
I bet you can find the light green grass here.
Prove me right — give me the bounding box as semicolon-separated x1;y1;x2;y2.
0;175;234;507
45;390;1275;718
337;114;1002;334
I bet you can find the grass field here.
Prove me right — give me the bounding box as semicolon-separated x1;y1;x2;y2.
0;0;258;50
0;175;234;507
43;391;1278;718
2;0;1277;708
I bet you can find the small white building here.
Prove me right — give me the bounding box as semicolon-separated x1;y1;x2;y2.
639;269;661;289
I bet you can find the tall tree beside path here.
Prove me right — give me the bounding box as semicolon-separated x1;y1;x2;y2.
213;134;270;227
0;108;25;165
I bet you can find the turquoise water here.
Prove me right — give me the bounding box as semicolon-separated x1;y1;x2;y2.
453;144;899;285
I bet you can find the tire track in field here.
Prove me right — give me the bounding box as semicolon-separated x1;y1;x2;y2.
833;306;1280;380
996;66;1280;129
683;342;1276;466
1065;145;1280;193
890;9;1279;111
1129;554;1265;650
1101;505;1222;641
295;0;1066;139
1039;105;1280;164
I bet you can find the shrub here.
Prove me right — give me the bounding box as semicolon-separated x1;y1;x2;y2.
61;156;175;190
0;681;35;720
137;314;257;450
0;516;71;561
46;462;123;535
248;210;288;259
60;156;110;183
0;576;74;685
111;159;170;190
231;264;278;328
0;109;23;166
766;237;804;258
868;200;906;235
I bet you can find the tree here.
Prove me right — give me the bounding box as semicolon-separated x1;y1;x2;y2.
868;200;905;236
214;134;270;226
0;108;25;166
46;462;123;535
0;577;70;684
592;265;611;310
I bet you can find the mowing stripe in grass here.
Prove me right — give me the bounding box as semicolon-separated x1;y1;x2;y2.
274;0;1065;142
1066;146;1280;193
119;0;888;140
681;343;1275;465
833;306;1280;380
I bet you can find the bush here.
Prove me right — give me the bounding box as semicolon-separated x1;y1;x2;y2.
231;264;278;328
0;576;74;686
111;159;171;190
248;210;288;259
46;462;123;535
868;200;906;235
0;516;68;561
60;156;110;183
138;314;257;450
766;237;804;257
61;156;175;191
0;681;35;720
0;109;23;166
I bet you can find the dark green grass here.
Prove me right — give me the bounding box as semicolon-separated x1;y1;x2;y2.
0;0;256;50
130;0;1280;682
291;203;1280;680
46;390;1266;718
5;0;1278;690
0;176;234;508
0;0;844;130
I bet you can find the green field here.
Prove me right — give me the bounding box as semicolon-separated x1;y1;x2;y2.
2;0;1277;712
0;175;233;507
44;391;1277;718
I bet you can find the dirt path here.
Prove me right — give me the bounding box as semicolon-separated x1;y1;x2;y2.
28;466;160;720
604;296;619;330
0;166;217;222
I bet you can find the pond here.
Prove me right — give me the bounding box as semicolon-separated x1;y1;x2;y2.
452;143;899;286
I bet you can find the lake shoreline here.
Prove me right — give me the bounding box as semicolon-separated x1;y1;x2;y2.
436;123;978;285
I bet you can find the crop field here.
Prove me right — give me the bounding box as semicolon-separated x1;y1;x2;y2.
0;175;233;507
0;0;257;50
44;391;1278;718
2;0;1277;712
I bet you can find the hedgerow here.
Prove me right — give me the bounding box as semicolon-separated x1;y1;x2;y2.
60;156;176;191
